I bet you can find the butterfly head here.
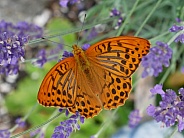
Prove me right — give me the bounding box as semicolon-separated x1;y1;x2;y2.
72;45;83;55
72;44;90;71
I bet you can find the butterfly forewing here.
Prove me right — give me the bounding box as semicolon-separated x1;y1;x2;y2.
85;36;150;77
38;57;77;108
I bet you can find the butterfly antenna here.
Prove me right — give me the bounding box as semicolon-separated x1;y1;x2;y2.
76;13;87;45
41;37;71;48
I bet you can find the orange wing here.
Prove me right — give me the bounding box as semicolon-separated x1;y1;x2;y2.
85;36;150;109
38;55;103;118
85;36;150;77
68;66;102;118
38;36;150;118
37;57;77;108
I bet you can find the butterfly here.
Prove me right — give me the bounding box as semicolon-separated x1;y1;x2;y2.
37;36;150;118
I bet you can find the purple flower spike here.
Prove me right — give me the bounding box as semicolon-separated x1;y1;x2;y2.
34;49;47;67
0;20;43;75
86;28;98;41
65;109;69;116
147;85;184;132
141;41;172;78
150;84;165;95
82;43;90;50
181;66;184;74
59;0;79;7
169;25;183;32
59;0;69;7
62;51;73;60
15;117;26;128
178;120;184;132
176;18;182;23
30;129;41;137
175;33;184;43
110;8;120;17
178;88;184;97
146;104;156;116
128;110;142;128
80;116;85;124
0;129;10;138
110;8;124;29
59;108;63;112
52;111;85;138
169;19;184;44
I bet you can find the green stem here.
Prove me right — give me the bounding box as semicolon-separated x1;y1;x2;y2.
167;30;184;45
116;0;140;36
93;109;118;138
9;103;38;133
160;32;184;84
135;0;162;36
10;111;62;138
159;65;172;84
150;31;170;42
167;125;178;138
28;17;118;45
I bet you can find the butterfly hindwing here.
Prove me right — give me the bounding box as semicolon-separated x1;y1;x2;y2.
68;66;102;118
100;71;132;109
87;58;132;110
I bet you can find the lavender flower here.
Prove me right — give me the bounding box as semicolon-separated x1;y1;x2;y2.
30;129;41;137
0;129;10;138
0;20;43;39
128;110;142;128
82;43;90;50
147;84;184;132
150;84;165;96
15;117;26;128
175;34;184;43
180;66;184;74
141;41;172;78
52;111;85;138
50;44;64;56
0;20;43;75
0;33;26;75
34;44;63;67
34;49;47;67
59;0;80;7
110;8;121;17
30;129;45;138
169;18;184;43
86;28;98;41
62;51;73;60
176;18;182;23
65;109;70;116
110;8;124;29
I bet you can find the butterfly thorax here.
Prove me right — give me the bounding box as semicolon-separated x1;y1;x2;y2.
72;45;90;72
